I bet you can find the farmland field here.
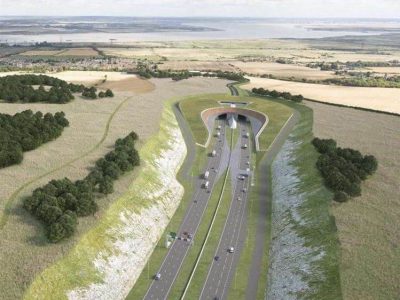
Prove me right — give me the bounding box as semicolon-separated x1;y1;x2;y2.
232;61;335;79
306;100;400;300
0;74;230;300
20;48;99;57
243;76;400;114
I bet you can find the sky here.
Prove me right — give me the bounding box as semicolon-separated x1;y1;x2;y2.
0;0;399;18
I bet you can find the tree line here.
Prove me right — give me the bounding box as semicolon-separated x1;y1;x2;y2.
252;87;304;102
0;110;69;168
312;138;378;202
136;64;246;82
23;132;140;243
0;74;114;103
82;86;114;99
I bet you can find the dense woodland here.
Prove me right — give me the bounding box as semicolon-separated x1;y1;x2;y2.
24;132;140;243
251;87;304;102
312;138;378;202
0;74;114;103
0;110;69;168
324;76;400;88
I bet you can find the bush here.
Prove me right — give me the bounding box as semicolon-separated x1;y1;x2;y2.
312;137;377;202
0;110;69;168
105;89;114;97
24;132;140;243
252;87;304;102
334;191;349;203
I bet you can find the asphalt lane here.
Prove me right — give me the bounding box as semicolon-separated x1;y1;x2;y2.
199;121;252;300
144;120;229;300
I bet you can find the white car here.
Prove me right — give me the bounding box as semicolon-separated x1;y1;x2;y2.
237;197;242;201
228;247;234;253
155;273;161;280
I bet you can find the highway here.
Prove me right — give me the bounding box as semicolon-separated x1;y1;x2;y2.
199;121;252;300
144;119;229;300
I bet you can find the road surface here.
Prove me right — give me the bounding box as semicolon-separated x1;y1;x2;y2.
144;120;229;300
199;121;252;300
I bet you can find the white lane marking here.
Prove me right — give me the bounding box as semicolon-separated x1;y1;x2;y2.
144;121;228;300
162;121;230;299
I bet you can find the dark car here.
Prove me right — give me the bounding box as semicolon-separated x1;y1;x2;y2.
214;256;220;261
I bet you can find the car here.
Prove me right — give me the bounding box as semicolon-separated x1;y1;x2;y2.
242;188;247;193
228;247;234;253
237;175;245;180
188;233;193;239
155;273;161;280
214;255;220;261
237;197;242;201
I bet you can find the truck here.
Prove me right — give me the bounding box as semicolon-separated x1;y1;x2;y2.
204;170;210;179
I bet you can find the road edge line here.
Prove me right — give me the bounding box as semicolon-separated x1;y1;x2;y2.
180;129;233;300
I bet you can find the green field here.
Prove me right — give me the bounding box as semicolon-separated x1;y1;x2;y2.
179;93;293;149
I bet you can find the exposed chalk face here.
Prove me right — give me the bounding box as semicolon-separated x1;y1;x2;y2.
68;125;187;300
267;137;325;300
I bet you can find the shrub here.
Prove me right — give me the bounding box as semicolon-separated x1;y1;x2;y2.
312;137;377;202
252;87;304;103
0;110;69;169
24;132;140;242
334;191;349;203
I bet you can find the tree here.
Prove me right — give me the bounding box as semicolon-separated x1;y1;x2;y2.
334;191;348;203
99;176;114;194
105;89;114;97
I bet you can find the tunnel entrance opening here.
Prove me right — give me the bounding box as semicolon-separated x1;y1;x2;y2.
238;114;247;122
218;113;227;120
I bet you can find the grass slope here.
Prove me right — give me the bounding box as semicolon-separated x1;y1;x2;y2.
179;93;293;149
23;97;185;299
261;95;342;300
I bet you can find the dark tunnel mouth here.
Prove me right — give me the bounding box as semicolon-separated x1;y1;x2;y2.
200;107;268;151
